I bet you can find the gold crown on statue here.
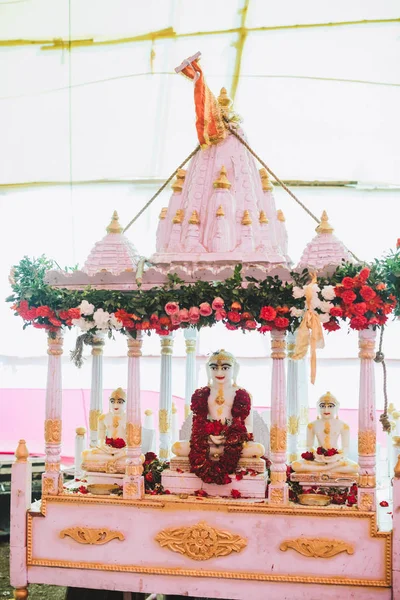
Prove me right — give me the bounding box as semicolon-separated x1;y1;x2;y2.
207;349;236;365
110;387;126;401
319;391;339;405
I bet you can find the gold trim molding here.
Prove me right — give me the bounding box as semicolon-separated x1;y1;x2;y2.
89;409;101;432
270;424;287;452
44;419;61;444
358;430;376;455
280;537;354;558
155;521;247;561
60;527;124;545
159;409;171;434
287;415;299;435
126;423;141;446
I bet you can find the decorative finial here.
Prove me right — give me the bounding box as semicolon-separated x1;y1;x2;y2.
395;454;400;478
242;210;252;226
159;207;168;220
106;210;123;234
15;439;29;463
76;427;86;436
259;210;268;224
259;168;273;191
172;209;183;224
277;209;285;222
218;87;233;112
144;409;153;416
171;169;186;193
189;210;200;225
216;205;225;217
316;210;334;234
213;166;231;190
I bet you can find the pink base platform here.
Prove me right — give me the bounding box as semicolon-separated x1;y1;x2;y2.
161;469;268;498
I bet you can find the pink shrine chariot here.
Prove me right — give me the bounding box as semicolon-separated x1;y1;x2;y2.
8;54;400;600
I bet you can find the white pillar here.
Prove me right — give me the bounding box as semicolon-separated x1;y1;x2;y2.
123;333;144;499
89;333;105;447
42;333;63;496
357;328;377;511
10;440;31;594
74;427;86;478
268;329;288;504
286;332;299;463
171;403;180;445
184;327;197;419
297;357;309;453
159;334;174;460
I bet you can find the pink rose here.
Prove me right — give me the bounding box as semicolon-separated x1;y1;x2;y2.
244;319;257;330
179;308;190;322
165;302;179;316
170;313;181;326
212;297;224;311
199;302;212;317
225;323;237;331
189;307;200;324
215;309;227;321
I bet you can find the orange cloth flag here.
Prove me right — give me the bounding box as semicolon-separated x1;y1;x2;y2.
177;55;226;148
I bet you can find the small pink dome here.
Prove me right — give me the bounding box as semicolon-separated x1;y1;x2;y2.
82;211;139;276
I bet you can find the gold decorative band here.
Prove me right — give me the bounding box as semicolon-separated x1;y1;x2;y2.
270;471;287;484
45;462;60;472
358;430;376;455
127;336;143;358
91;347;103;356
280;537;354;558
358;474;376;488
126;465;143;476
358;339;375;359
89;409;101;432
270;424;287;452
126;423;142;447
287;415;299;435
160;338;173;355
159;409;171;434
60;527;124;545
44;419;61;443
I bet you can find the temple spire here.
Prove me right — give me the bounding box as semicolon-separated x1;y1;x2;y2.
315;210;334;234
106;211;123;234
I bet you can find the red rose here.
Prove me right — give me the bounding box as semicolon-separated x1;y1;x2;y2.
380;500;389;507
78;485;88;494
301;451;315;461
274;317;289;329
194;489;209;497
368;317;379;325
159;316;171;326
341;290;357;304
332;493;346;505
244;320;257;330
359;268;370;281
145;452;157;463
199;302;212;317
325;448;338;457
350;316;368;330
260;306;277;321
225;323;238;331
334;286;343;297
360;286;376;301
145;472;154;482
329;307;343;317
376;283;386;291
377;314;388;325
227;311;241;323
165;302;179;316
68;308;81;320
258;324;273;333
105;437;126;449
235;470;245;481
231;301;242;311
36;305;53;318
316;447;326;455
231;489;241;499
352;302;367;316
342;277;355;289
347;494;357;506
276;305;290;314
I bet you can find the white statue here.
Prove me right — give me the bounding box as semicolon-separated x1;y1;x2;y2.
291;392;359;474
82;387;127;473
172;350;264;461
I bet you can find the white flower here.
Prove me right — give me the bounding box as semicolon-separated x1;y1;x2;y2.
290;307;304;318
321;285;336;301
79;300;95;316
109;313;123;330
292;286;305;299
93;308;110;330
319;301;333;313
318;313;330;323
310;296;321;310
72;317;95;332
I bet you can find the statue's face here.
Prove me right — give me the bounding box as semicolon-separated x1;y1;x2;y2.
109;396;125;414
318;399;338;420
208;361;234;386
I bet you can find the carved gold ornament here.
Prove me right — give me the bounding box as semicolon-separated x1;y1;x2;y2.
45;418;61;444
123;483;138;497
160;337;173;354
47;334;63;356
89;409;101;432
126;423;141;446
42;477;55;495
358;430;376;455
358;474;376;488
45;462;60;472
60;527;124;545
270;424;287;452
280;538;354;558
155;521;247;561
270;472;287;484
271;337;286;359
127;335;143;358
269;488;284;504
359;493;374;511
287;415;299;435
358;338;375;360
159;409;171;434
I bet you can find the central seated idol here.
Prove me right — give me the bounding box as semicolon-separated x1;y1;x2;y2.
171;350;265;485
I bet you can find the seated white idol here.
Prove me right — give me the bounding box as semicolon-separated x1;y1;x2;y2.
82;387;127;474
291;392;359;474
172;350;264;462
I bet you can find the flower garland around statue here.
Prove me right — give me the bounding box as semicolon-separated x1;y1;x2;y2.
188;386;252;485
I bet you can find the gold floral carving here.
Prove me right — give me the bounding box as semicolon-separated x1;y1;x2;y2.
45;462;60;472
358;474;376;488
126;465;143;476
359;493;374;511
60;527;124;545
269;488;284;504
270;424;287;452
280;538;354;558
42;477;55;495
358;430;376;455
126;423;141;446
89;409;101;432
155;521;247;561
123;483;138;497
159;409;171;434
270;472;287;484
44;419;61;444
287;415;299;435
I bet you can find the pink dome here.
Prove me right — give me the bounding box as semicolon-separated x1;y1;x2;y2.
297;211;353;271
83;211;139;276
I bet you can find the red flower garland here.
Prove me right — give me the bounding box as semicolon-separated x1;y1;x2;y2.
188;386;251;485
105;437;126;449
